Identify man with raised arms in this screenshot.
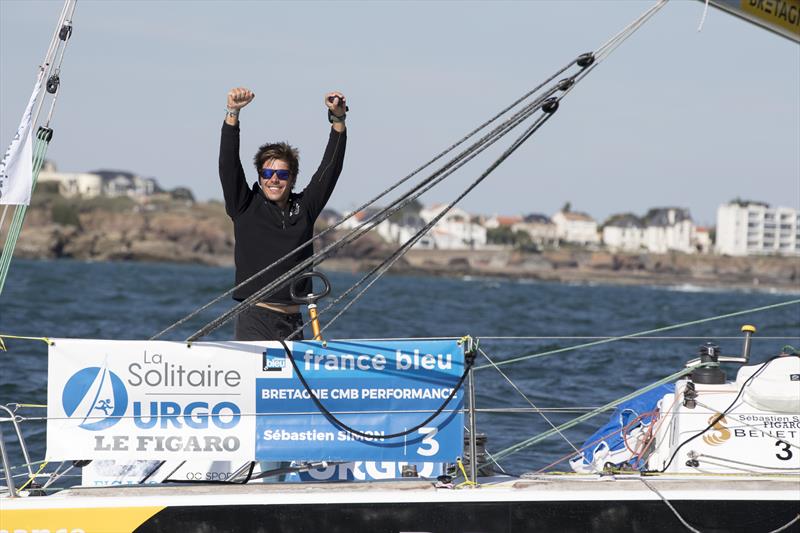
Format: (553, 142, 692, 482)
(220, 87, 347, 341)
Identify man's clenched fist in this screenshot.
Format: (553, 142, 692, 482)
(227, 87, 255, 110)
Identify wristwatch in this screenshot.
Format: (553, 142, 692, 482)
(328, 110, 346, 124)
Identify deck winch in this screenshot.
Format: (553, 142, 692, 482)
(290, 271, 331, 341)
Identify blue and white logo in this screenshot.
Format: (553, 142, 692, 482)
(62, 366, 128, 430)
(263, 348, 287, 372)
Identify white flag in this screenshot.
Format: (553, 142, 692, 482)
(0, 79, 42, 205)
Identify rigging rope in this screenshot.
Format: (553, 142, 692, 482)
(0, 129, 53, 293)
(0, 0, 77, 295)
(473, 299, 800, 370)
(165, 1, 670, 342)
(287, 111, 557, 342)
(150, 58, 581, 340)
(179, 81, 564, 340)
(184, 86, 563, 342)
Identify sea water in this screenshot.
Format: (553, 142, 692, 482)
(1, 259, 798, 476)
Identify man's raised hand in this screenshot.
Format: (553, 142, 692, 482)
(227, 87, 255, 111)
(325, 91, 347, 117)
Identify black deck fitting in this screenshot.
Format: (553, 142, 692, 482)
(542, 97, 559, 114)
(577, 52, 595, 68)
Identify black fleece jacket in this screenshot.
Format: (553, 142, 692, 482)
(219, 122, 346, 303)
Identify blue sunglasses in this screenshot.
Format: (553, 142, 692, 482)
(260, 168, 291, 181)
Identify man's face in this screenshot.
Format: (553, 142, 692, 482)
(260, 159, 294, 206)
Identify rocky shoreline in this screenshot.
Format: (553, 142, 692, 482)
(13, 198, 800, 292)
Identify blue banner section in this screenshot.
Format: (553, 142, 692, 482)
(255, 339, 465, 462)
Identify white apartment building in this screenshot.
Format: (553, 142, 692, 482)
(418, 204, 487, 249)
(552, 210, 599, 245)
(716, 201, 799, 256)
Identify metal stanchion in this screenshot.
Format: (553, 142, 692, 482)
(0, 423, 17, 497)
(467, 366, 478, 485)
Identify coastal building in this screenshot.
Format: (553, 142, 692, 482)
(602, 213, 645, 252)
(511, 213, 558, 248)
(641, 207, 694, 254)
(602, 208, 702, 254)
(552, 210, 599, 245)
(716, 201, 799, 256)
(37, 162, 159, 199)
(340, 207, 383, 230)
(38, 162, 104, 197)
(94, 170, 158, 198)
(694, 227, 712, 254)
(418, 204, 487, 250)
(341, 207, 437, 249)
(318, 208, 342, 227)
(483, 215, 523, 229)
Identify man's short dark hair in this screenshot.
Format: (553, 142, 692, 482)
(253, 142, 300, 180)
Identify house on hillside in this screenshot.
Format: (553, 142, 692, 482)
(552, 210, 599, 245)
(642, 207, 694, 254)
(483, 215, 523, 229)
(92, 170, 159, 198)
(340, 207, 383, 230)
(418, 204, 487, 249)
(36, 162, 160, 199)
(512, 213, 558, 248)
(602, 213, 645, 251)
(318, 208, 342, 227)
(603, 207, 703, 254)
(38, 161, 104, 197)
(695, 227, 712, 254)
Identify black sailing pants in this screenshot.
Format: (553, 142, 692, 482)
(234, 306, 305, 341)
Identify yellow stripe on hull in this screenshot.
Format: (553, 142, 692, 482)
(0, 506, 163, 533)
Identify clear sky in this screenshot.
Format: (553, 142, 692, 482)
(1, 0, 798, 226)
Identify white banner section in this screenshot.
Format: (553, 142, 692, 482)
(0, 79, 41, 205)
(47, 339, 259, 461)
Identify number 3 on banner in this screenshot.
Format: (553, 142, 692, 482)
(775, 440, 793, 461)
(417, 427, 439, 457)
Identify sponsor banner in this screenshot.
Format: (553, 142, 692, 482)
(295, 461, 445, 482)
(255, 339, 464, 462)
(47, 339, 258, 461)
(673, 391, 800, 472)
(47, 338, 465, 465)
(0, 79, 40, 205)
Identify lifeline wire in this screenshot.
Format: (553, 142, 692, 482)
(477, 347, 590, 471)
(474, 299, 800, 370)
